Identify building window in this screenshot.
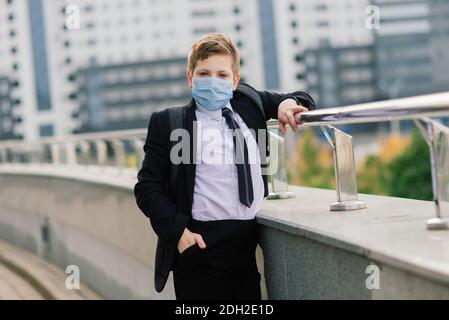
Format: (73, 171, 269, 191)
(193, 27, 216, 35)
(39, 124, 54, 137)
(1, 101, 11, 113)
(84, 4, 94, 12)
(316, 4, 328, 11)
(317, 21, 329, 28)
(67, 73, 76, 82)
(295, 54, 304, 63)
(192, 10, 215, 17)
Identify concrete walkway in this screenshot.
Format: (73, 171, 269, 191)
(0, 261, 44, 300)
(0, 240, 102, 300)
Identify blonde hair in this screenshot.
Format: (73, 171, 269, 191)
(187, 33, 240, 75)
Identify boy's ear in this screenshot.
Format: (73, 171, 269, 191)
(186, 71, 193, 88)
(232, 73, 241, 91)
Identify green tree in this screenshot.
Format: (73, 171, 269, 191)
(357, 154, 388, 196)
(383, 130, 432, 200)
(291, 129, 432, 201)
(288, 129, 334, 189)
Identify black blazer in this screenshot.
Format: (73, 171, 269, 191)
(134, 87, 315, 292)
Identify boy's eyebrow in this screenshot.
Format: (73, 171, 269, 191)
(196, 68, 231, 74)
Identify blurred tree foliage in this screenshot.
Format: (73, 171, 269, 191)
(288, 129, 334, 189)
(381, 130, 432, 200)
(288, 129, 432, 201)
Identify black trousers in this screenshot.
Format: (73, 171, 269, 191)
(172, 218, 261, 300)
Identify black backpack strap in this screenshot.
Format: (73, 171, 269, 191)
(167, 106, 187, 194)
(236, 83, 265, 121)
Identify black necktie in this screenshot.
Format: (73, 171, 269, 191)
(222, 107, 254, 208)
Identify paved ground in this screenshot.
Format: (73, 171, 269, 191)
(0, 240, 101, 300)
(0, 261, 44, 300)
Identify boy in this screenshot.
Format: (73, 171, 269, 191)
(134, 33, 315, 300)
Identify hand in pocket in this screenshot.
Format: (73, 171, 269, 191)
(177, 228, 207, 254)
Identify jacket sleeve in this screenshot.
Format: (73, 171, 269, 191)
(134, 110, 190, 248)
(257, 89, 316, 121)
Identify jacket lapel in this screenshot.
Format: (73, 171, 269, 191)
(231, 98, 259, 143)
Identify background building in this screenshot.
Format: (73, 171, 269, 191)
(73, 57, 190, 133)
(372, 0, 449, 99)
(0, 76, 16, 139)
(1, 0, 449, 140)
(270, 0, 374, 92)
(0, 0, 39, 140)
(0, 0, 265, 140)
(304, 45, 377, 108)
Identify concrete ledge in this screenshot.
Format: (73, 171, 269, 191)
(0, 165, 176, 299)
(258, 186, 449, 299)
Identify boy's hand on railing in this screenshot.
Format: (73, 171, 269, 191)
(177, 228, 207, 254)
(278, 98, 308, 135)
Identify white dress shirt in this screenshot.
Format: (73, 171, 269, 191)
(191, 102, 265, 221)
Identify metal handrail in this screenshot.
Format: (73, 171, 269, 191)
(297, 91, 449, 125)
(0, 127, 148, 172)
(296, 91, 449, 230)
(0, 128, 147, 148)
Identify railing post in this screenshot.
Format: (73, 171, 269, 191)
(7, 148, 13, 163)
(132, 138, 145, 169)
(95, 140, 108, 167)
(111, 139, 126, 172)
(50, 143, 61, 165)
(414, 118, 449, 230)
(65, 142, 77, 166)
(30, 146, 42, 164)
(0, 148, 5, 163)
(320, 125, 366, 211)
(79, 140, 90, 166)
(266, 120, 295, 200)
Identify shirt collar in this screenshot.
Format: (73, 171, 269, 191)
(196, 102, 233, 121)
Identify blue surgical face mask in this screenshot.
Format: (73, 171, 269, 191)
(192, 77, 233, 111)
